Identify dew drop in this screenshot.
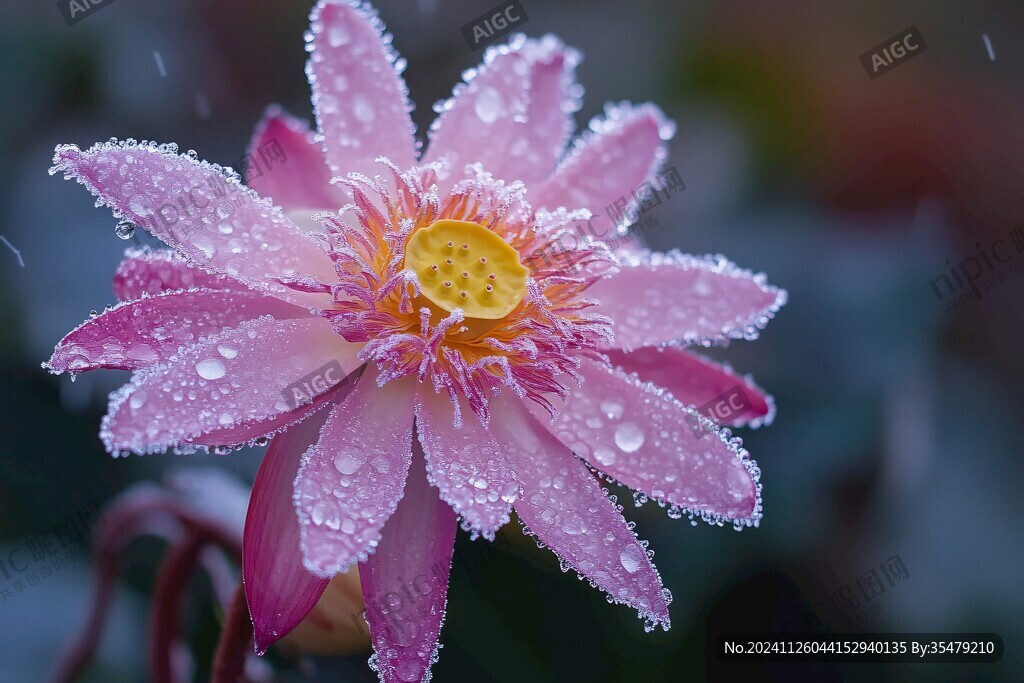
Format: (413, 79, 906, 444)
(217, 343, 239, 359)
(474, 87, 503, 124)
(620, 546, 644, 574)
(196, 358, 226, 380)
(114, 220, 136, 240)
(614, 422, 645, 453)
(129, 389, 147, 410)
(593, 447, 617, 467)
(334, 452, 364, 475)
(395, 660, 422, 683)
(327, 23, 350, 47)
(600, 400, 624, 420)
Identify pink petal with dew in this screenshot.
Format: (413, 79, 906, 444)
(360, 440, 457, 683)
(245, 106, 344, 213)
(588, 250, 787, 351)
(51, 140, 336, 309)
(539, 359, 762, 524)
(491, 394, 671, 630)
(307, 0, 416, 178)
(606, 347, 774, 428)
(187, 373, 348, 450)
(45, 289, 309, 375)
(101, 316, 361, 455)
(294, 372, 416, 578)
(244, 372, 361, 655)
(517, 37, 582, 187)
(113, 248, 247, 301)
(424, 50, 530, 193)
(415, 387, 516, 540)
(533, 103, 673, 236)
(426, 35, 580, 190)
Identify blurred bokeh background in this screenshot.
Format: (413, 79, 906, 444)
(2, 0, 1023, 680)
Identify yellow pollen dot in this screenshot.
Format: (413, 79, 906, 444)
(405, 219, 529, 319)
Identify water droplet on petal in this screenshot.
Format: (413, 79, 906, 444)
(614, 422, 645, 453)
(196, 358, 226, 380)
(600, 400, 624, 420)
(593, 447, 617, 467)
(474, 87, 503, 124)
(217, 343, 239, 359)
(620, 546, 644, 573)
(334, 452, 364, 475)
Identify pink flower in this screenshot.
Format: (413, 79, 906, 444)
(45, 1, 786, 680)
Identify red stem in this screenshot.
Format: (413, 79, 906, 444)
(211, 584, 254, 683)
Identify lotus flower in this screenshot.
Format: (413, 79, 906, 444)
(45, 1, 786, 680)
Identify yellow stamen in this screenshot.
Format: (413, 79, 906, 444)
(406, 219, 528, 319)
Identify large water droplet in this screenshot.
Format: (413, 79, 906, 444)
(620, 546, 644, 573)
(600, 400, 624, 420)
(114, 220, 137, 240)
(196, 358, 226, 380)
(614, 422, 645, 453)
(353, 95, 374, 123)
(129, 389, 147, 410)
(217, 343, 239, 359)
(327, 23, 351, 47)
(334, 452, 364, 475)
(474, 87, 502, 124)
(593, 447, 617, 467)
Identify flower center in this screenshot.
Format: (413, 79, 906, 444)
(405, 219, 528, 320)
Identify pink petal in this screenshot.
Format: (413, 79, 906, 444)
(491, 394, 671, 629)
(359, 440, 456, 683)
(540, 359, 761, 524)
(188, 376, 346, 449)
(425, 36, 580, 190)
(589, 251, 787, 351)
(113, 248, 247, 301)
(606, 347, 774, 428)
(533, 103, 672, 233)
(425, 51, 528, 191)
(101, 316, 361, 455)
(308, 0, 416, 178)
(294, 372, 416, 577)
(414, 387, 515, 540)
(244, 407, 335, 654)
(245, 106, 343, 212)
(45, 289, 309, 374)
(517, 38, 582, 187)
(51, 140, 336, 308)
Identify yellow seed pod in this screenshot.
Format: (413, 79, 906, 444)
(405, 219, 528, 319)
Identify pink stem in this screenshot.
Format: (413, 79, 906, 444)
(49, 489, 242, 683)
(211, 584, 254, 683)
